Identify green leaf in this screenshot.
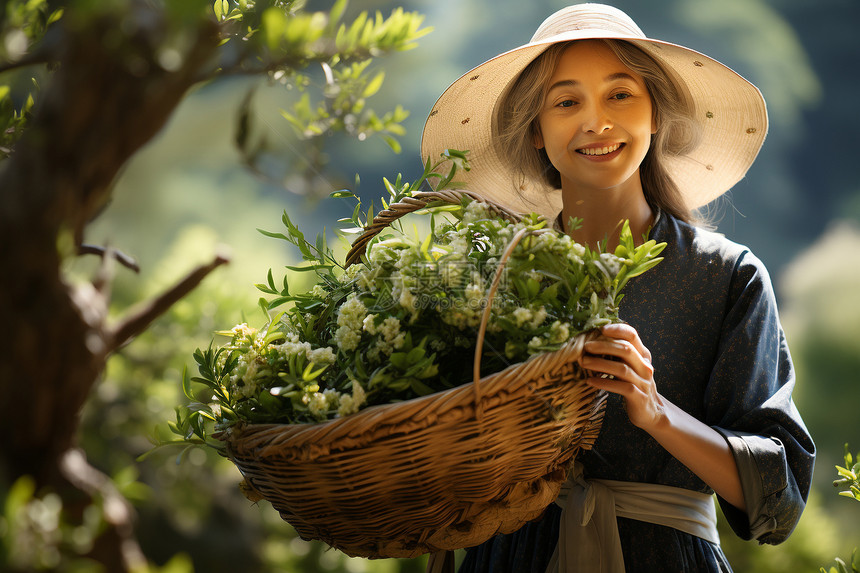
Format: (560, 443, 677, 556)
(383, 135, 402, 154)
(302, 362, 329, 381)
(262, 6, 288, 50)
(257, 228, 289, 241)
(5, 474, 37, 512)
(363, 71, 385, 98)
(267, 296, 292, 309)
(836, 466, 857, 480)
(181, 367, 194, 401)
(213, 0, 226, 20)
(328, 0, 348, 29)
(409, 379, 435, 396)
(285, 264, 333, 272)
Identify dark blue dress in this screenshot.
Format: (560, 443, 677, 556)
(458, 212, 816, 572)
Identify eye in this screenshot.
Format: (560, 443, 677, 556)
(611, 92, 632, 101)
(557, 99, 576, 108)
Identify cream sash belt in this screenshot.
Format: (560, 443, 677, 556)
(545, 462, 720, 573)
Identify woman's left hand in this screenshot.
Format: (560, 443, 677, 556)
(580, 322, 666, 432)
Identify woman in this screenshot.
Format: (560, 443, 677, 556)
(421, 4, 815, 572)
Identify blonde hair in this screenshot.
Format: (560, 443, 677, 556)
(494, 39, 702, 223)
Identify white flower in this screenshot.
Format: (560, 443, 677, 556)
(337, 381, 367, 417)
(462, 200, 491, 224)
(597, 252, 623, 277)
(379, 317, 402, 341)
(323, 388, 340, 408)
(310, 284, 327, 298)
(337, 295, 367, 330)
(530, 305, 548, 329)
(363, 315, 378, 335)
(399, 287, 416, 311)
(395, 247, 418, 269)
(527, 336, 544, 353)
(337, 394, 355, 417)
(341, 263, 364, 281)
(335, 295, 366, 351)
(549, 320, 570, 344)
(352, 380, 366, 406)
(231, 323, 255, 336)
(366, 245, 394, 266)
(512, 307, 533, 327)
(367, 316, 407, 358)
(335, 325, 361, 351)
(440, 258, 465, 288)
(534, 231, 557, 251)
(309, 346, 335, 365)
(356, 265, 382, 291)
(307, 392, 329, 418)
(231, 350, 264, 399)
(275, 334, 313, 361)
(464, 283, 485, 308)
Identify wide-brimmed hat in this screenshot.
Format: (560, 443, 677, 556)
(420, 3, 768, 219)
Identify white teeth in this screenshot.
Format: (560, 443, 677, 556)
(579, 143, 621, 156)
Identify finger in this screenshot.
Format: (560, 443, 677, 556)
(598, 323, 652, 363)
(580, 353, 645, 385)
(583, 338, 654, 380)
(585, 372, 638, 399)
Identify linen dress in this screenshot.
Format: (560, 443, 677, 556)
(458, 211, 816, 573)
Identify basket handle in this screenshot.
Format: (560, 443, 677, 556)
(344, 189, 523, 267)
(344, 189, 530, 420)
(473, 226, 550, 419)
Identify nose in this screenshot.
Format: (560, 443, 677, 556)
(581, 100, 613, 134)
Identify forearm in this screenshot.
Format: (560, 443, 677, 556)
(648, 396, 746, 511)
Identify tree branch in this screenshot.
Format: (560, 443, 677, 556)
(59, 448, 147, 573)
(107, 253, 229, 351)
(0, 27, 60, 75)
(79, 244, 141, 273)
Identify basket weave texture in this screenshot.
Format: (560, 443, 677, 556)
(220, 190, 608, 558)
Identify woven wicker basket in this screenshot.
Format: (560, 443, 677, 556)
(220, 190, 607, 559)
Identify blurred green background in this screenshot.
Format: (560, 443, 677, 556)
(14, 0, 860, 571)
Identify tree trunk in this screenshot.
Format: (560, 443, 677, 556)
(0, 3, 219, 570)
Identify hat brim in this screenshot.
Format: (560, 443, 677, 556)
(420, 28, 767, 219)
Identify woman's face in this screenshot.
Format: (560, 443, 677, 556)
(535, 40, 656, 197)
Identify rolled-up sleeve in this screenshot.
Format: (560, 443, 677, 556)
(705, 251, 815, 544)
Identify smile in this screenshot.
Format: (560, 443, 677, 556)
(576, 143, 623, 156)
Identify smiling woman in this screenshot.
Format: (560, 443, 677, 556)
(532, 41, 657, 243)
(420, 3, 814, 573)
(497, 38, 701, 232)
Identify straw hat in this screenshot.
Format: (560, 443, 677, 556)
(420, 3, 768, 219)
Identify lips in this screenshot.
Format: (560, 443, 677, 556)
(576, 142, 624, 156)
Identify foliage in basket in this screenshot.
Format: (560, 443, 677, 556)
(157, 150, 666, 456)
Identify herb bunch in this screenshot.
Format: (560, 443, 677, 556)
(159, 151, 666, 455)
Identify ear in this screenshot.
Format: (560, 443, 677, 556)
(651, 111, 658, 135)
(533, 126, 545, 149)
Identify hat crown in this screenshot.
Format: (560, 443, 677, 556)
(531, 3, 645, 42)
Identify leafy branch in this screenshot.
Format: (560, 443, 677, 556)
(820, 444, 860, 573)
